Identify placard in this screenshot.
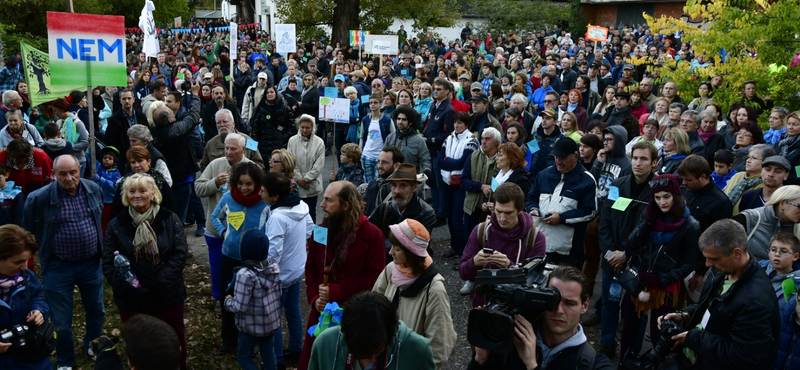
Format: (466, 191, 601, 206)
(276, 24, 296, 54)
(319, 97, 349, 123)
(174, 16, 182, 28)
(364, 35, 399, 55)
(48, 12, 127, 86)
(230, 22, 238, 57)
(586, 25, 609, 42)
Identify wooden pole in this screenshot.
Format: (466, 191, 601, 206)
(229, 57, 234, 94)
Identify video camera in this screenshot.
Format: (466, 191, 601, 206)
(467, 257, 561, 353)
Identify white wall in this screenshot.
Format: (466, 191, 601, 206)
(386, 18, 487, 43)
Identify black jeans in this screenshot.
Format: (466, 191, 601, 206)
(219, 254, 242, 347)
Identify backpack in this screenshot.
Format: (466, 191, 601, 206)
(476, 216, 538, 265)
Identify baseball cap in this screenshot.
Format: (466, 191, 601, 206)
(257, 72, 268, 80)
(204, 72, 213, 79)
(470, 92, 489, 102)
(470, 82, 483, 91)
(623, 64, 634, 70)
(551, 138, 579, 158)
(334, 74, 346, 82)
(459, 73, 471, 81)
(539, 108, 557, 118)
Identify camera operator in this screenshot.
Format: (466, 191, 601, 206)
(469, 265, 612, 370)
(657, 219, 780, 370)
(0, 224, 51, 370)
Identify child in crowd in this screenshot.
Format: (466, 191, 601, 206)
(94, 146, 121, 234)
(332, 143, 365, 187)
(360, 93, 392, 183)
(345, 86, 361, 144)
(759, 232, 800, 310)
(40, 122, 73, 161)
(224, 229, 281, 370)
(0, 163, 24, 226)
(711, 148, 736, 189)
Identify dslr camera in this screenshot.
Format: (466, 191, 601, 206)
(467, 257, 561, 353)
(649, 319, 684, 362)
(0, 324, 28, 347)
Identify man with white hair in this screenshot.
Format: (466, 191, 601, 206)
(559, 58, 578, 90)
(199, 109, 264, 171)
(460, 127, 502, 264)
(241, 72, 269, 124)
(502, 93, 537, 134)
(196, 132, 254, 315)
(0, 90, 23, 128)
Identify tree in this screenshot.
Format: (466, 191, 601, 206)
(644, 0, 800, 123)
(275, 0, 461, 46)
(100, 0, 191, 27)
(475, 0, 570, 38)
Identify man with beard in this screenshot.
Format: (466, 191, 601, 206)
(298, 181, 385, 370)
(384, 106, 432, 180)
(368, 164, 437, 262)
(106, 88, 147, 170)
(201, 85, 245, 142)
(242, 73, 269, 124)
(199, 109, 264, 171)
(362, 146, 404, 216)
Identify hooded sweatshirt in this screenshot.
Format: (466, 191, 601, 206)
(591, 125, 632, 208)
(41, 138, 73, 161)
(210, 191, 269, 261)
(262, 192, 314, 286)
(224, 229, 282, 337)
(308, 321, 435, 370)
(758, 259, 800, 311)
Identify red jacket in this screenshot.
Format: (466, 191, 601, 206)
(0, 148, 53, 195)
(451, 98, 471, 113)
(298, 214, 386, 370)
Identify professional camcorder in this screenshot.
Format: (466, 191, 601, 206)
(467, 257, 561, 353)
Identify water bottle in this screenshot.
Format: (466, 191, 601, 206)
(113, 251, 141, 288)
(609, 276, 622, 303)
(219, 182, 228, 193)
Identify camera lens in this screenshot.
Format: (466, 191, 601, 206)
(478, 311, 514, 345)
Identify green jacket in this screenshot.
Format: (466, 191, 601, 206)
(309, 321, 435, 370)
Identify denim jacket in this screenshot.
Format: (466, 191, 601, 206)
(22, 179, 104, 275)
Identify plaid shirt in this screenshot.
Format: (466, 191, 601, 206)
(52, 184, 99, 261)
(224, 261, 281, 337)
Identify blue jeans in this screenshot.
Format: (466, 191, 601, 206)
(43, 257, 105, 367)
(274, 279, 304, 364)
(172, 180, 193, 224)
(361, 155, 378, 184)
(444, 187, 469, 254)
(430, 149, 445, 218)
(237, 332, 276, 370)
(205, 236, 223, 300)
(600, 269, 621, 348)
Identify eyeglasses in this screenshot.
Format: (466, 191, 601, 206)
(269, 159, 282, 164)
(785, 200, 800, 209)
(648, 178, 670, 188)
(736, 132, 752, 138)
(603, 137, 614, 142)
(769, 248, 795, 256)
(544, 99, 556, 103)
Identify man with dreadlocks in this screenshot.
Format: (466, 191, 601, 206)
(297, 181, 386, 370)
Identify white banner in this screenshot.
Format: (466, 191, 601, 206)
(138, 0, 158, 58)
(230, 22, 238, 57)
(276, 24, 296, 54)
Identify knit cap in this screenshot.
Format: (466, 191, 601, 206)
(389, 219, 430, 257)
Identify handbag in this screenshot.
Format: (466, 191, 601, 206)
(449, 174, 461, 187)
(618, 256, 640, 294)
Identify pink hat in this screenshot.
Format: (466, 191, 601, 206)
(389, 219, 430, 257)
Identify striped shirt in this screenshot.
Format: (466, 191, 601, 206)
(52, 184, 99, 261)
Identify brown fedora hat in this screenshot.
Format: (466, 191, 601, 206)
(385, 163, 421, 183)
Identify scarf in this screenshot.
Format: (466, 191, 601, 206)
(129, 204, 160, 264)
(698, 126, 716, 144)
(494, 168, 513, 186)
(780, 134, 800, 157)
(764, 127, 787, 146)
(349, 100, 360, 119)
(301, 84, 315, 100)
(7, 126, 24, 140)
(607, 106, 630, 126)
(231, 184, 263, 207)
(728, 174, 763, 205)
(567, 102, 578, 112)
(650, 207, 689, 244)
(0, 272, 23, 302)
(391, 256, 433, 288)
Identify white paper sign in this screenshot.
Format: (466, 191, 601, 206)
(371, 40, 392, 55)
(174, 16, 182, 28)
(319, 97, 349, 123)
(276, 24, 296, 54)
(229, 22, 238, 57)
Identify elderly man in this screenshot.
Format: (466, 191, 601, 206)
(502, 94, 537, 134)
(241, 72, 269, 124)
(23, 155, 106, 369)
(680, 110, 706, 155)
(201, 85, 244, 142)
(199, 109, 264, 171)
(151, 81, 202, 228)
(196, 133, 254, 320)
(106, 88, 147, 169)
(639, 77, 657, 111)
(298, 181, 385, 370)
(277, 64, 301, 94)
(0, 90, 23, 128)
(368, 163, 437, 260)
(661, 81, 685, 104)
(558, 58, 578, 90)
(460, 127, 502, 265)
(527, 139, 597, 268)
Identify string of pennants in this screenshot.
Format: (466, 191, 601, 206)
(125, 23, 263, 34)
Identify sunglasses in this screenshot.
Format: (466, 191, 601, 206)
(648, 178, 671, 188)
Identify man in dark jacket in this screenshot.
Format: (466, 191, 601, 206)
(363, 147, 403, 217)
(660, 219, 780, 370)
(106, 89, 147, 170)
(422, 78, 455, 224)
(368, 164, 436, 262)
(470, 266, 613, 370)
(201, 85, 245, 142)
(602, 91, 640, 145)
(592, 141, 657, 358)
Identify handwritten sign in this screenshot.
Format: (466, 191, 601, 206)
(245, 138, 258, 151)
(611, 197, 632, 211)
(608, 186, 620, 201)
(527, 139, 540, 154)
(319, 97, 350, 123)
(586, 25, 609, 42)
(228, 211, 245, 231)
(313, 225, 328, 245)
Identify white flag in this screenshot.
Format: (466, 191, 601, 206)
(230, 22, 238, 57)
(139, 0, 159, 58)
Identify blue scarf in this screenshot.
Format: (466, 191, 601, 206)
(349, 100, 360, 119)
(567, 102, 578, 112)
(764, 127, 786, 146)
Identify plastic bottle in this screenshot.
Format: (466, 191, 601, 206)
(609, 275, 622, 302)
(113, 251, 141, 288)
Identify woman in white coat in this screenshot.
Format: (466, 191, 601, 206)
(287, 114, 325, 223)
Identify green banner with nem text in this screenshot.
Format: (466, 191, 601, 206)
(20, 41, 83, 107)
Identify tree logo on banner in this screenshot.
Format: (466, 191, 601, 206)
(25, 50, 50, 96)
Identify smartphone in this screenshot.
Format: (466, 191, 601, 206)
(604, 250, 615, 260)
(482, 248, 494, 254)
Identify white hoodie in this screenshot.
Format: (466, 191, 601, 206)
(261, 198, 314, 286)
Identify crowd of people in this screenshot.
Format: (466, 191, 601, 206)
(0, 15, 798, 370)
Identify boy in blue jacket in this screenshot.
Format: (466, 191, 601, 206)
(759, 232, 800, 310)
(94, 146, 121, 234)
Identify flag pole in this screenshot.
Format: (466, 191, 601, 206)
(85, 55, 96, 177)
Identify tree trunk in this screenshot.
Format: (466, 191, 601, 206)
(332, 0, 360, 49)
(241, 0, 256, 22)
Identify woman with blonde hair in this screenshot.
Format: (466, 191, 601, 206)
(657, 127, 691, 174)
(270, 148, 300, 193)
(734, 185, 800, 261)
(560, 111, 583, 143)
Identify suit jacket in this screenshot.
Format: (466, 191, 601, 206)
(559, 69, 578, 91)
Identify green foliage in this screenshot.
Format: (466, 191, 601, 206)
(645, 0, 800, 124)
(100, 0, 191, 27)
(569, 0, 588, 38)
(474, 0, 570, 37)
(0, 24, 48, 56)
(275, 0, 461, 41)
